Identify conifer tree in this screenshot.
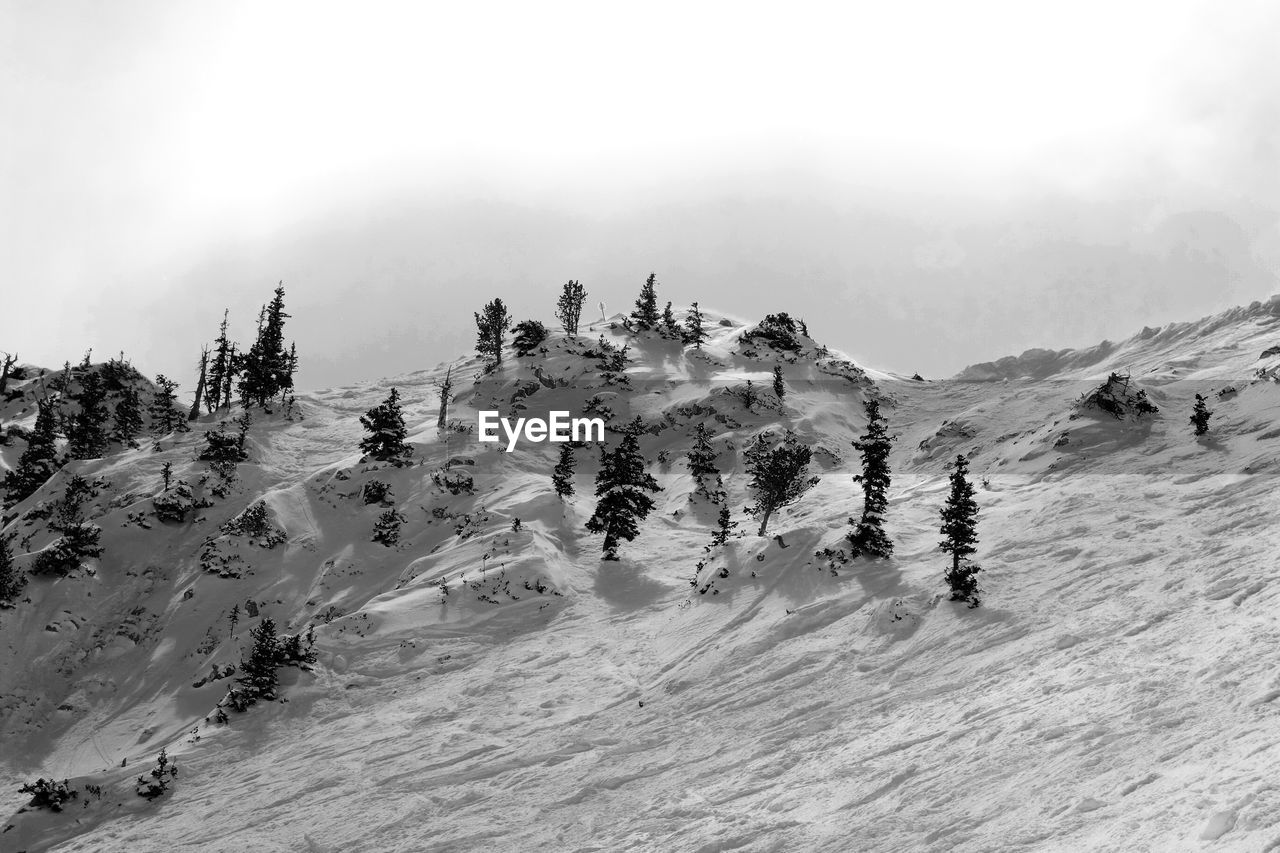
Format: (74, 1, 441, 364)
(552, 443, 575, 498)
(238, 284, 293, 408)
(0, 537, 27, 606)
(631, 273, 660, 330)
(940, 453, 981, 607)
(1190, 394, 1212, 437)
(4, 397, 60, 507)
(474, 298, 512, 369)
(67, 371, 109, 459)
(661, 302, 680, 338)
(849, 398, 894, 558)
(221, 342, 238, 410)
(685, 423, 722, 501)
(237, 617, 281, 703)
(206, 310, 233, 412)
(772, 365, 785, 402)
(31, 475, 103, 576)
(597, 338, 631, 385)
(710, 505, 737, 546)
(512, 320, 548, 356)
(744, 430, 815, 535)
(360, 388, 412, 462)
(684, 302, 708, 349)
(149, 375, 187, 435)
(556, 280, 587, 336)
(110, 382, 142, 446)
(586, 418, 662, 560)
(372, 509, 405, 546)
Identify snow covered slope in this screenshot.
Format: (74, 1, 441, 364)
(957, 294, 1280, 382)
(4, 304, 1280, 851)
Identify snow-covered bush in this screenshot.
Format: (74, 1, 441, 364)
(372, 509, 406, 546)
(152, 480, 195, 523)
(361, 479, 393, 506)
(741, 313, 802, 352)
(221, 500, 286, 548)
(18, 778, 78, 812)
(1079, 372, 1158, 419)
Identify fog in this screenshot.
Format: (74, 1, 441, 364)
(3, 0, 1278, 388)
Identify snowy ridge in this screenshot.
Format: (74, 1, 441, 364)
(956, 293, 1280, 382)
(3, 304, 1280, 850)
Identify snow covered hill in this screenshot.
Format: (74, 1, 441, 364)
(4, 302, 1280, 852)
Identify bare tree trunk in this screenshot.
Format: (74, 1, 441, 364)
(757, 506, 773, 536)
(0, 352, 17, 396)
(189, 347, 209, 422)
(436, 366, 453, 429)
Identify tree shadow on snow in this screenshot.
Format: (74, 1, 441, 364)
(592, 562, 672, 612)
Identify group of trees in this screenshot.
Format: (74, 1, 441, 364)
(1, 284, 298, 516)
(559, 389, 983, 605)
(474, 275, 725, 370)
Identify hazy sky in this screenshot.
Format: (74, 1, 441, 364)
(3, 0, 1279, 388)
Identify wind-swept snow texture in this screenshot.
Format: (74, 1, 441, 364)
(5, 302, 1280, 851)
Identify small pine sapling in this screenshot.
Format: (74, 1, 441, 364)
(135, 748, 177, 799)
(1190, 394, 1212, 437)
(552, 443, 575, 498)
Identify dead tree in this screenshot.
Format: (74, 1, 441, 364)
(188, 346, 209, 422)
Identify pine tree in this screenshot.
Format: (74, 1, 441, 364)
(597, 338, 631, 385)
(360, 388, 412, 462)
(685, 423, 722, 501)
(206, 310, 233, 412)
(710, 505, 737, 546)
(585, 418, 662, 560)
(238, 284, 293, 408)
(67, 371, 109, 459)
(236, 617, 281, 702)
(149, 375, 187, 435)
(744, 430, 815, 535)
(684, 302, 708, 349)
(512, 320, 548, 356)
(0, 537, 27, 606)
(474, 298, 512, 369)
(940, 453, 981, 607)
(221, 342, 238, 410)
(1190, 394, 1212, 437)
(631, 273, 660, 330)
(772, 365, 785, 402)
(112, 384, 143, 446)
(372, 509, 405, 546)
(31, 475, 103, 576)
(661, 302, 680, 338)
(552, 443, 575, 498)
(4, 397, 60, 507)
(849, 397, 894, 558)
(556, 280, 587, 336)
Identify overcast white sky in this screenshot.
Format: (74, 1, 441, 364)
(2, 0, 1279, 387)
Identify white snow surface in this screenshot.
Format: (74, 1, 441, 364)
(3, 305, 1280, 851)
